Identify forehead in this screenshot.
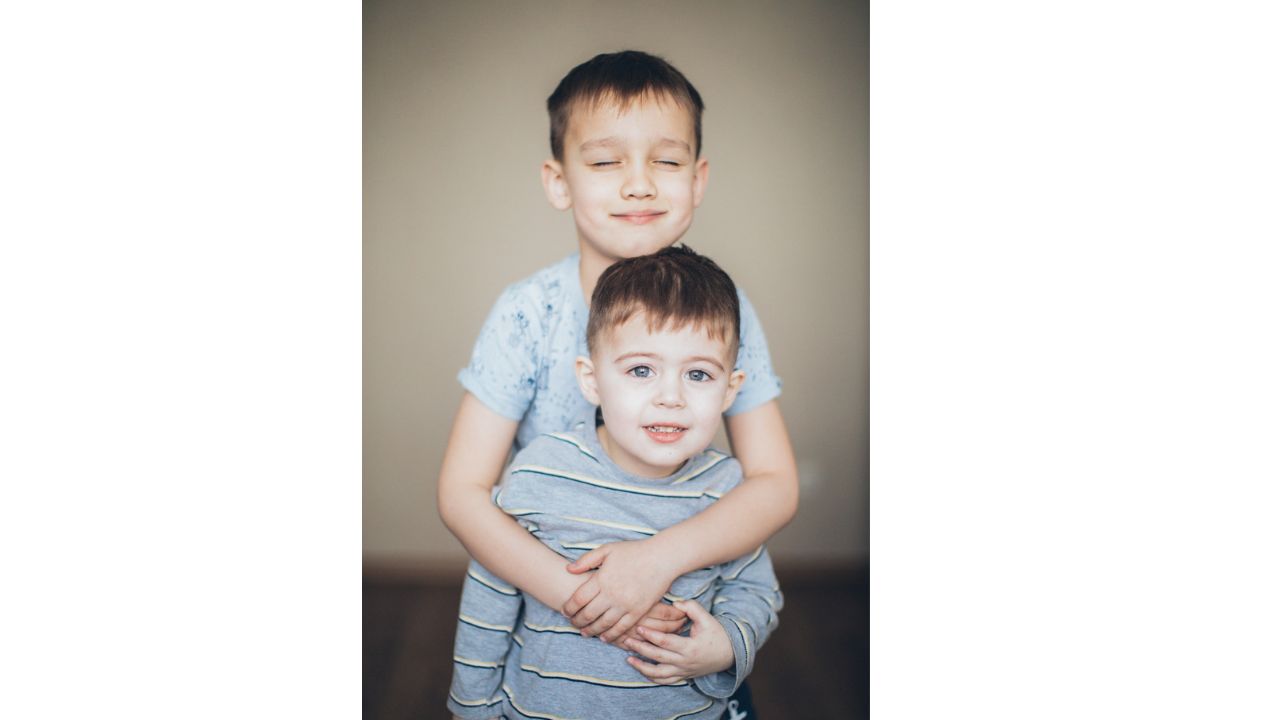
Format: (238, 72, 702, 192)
(597, 314, 734, 358)
(564, 93, 696, 148)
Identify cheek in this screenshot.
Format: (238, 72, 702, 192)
(661, 178, 693, 203)
(599, 381, 645, 412)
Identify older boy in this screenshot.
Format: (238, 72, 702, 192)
(437, 51, 798, 717)
(448, 246, 782, 720)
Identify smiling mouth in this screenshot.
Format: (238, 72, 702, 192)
(644, 424, 687, 443)
(613, 211, 666, 224)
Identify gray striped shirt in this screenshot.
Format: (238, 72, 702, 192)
(447, 414, 783, 720)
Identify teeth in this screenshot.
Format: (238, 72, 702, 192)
(647, 426, 683, 433)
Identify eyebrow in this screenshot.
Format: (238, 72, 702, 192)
(655, 137, 692, 153)
(613, 351, 726, 372)
(579, 137, 622, 152)
(578, 137, 692, 154)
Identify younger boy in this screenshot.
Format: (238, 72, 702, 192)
(448, 246, 782, 720)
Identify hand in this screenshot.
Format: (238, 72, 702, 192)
(611, 602, 688, 648)
(562, 540, 678, 642)
(623, 599, 734, 684)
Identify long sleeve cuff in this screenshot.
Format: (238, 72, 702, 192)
(692, 615, 754, 699)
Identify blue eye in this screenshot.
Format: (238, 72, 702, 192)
(687, 369, 711, 382)
(628, 366, 653, 378)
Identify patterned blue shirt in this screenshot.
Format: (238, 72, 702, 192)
(458, 253, 783, 450)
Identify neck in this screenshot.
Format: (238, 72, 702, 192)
(576, 249, 612, 307)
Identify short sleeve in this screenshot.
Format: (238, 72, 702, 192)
(457, 284, 542, 421)
(726, 291, 782, 416)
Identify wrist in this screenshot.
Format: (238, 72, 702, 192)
(640, 535, 684, 583)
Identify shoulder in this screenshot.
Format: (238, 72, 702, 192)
(476, 255, 579, 348)
(514, 422, 603, 469)
(678, 448, 743, 496)
(492, 254, 577, 311)
(735, 287, 765, 327)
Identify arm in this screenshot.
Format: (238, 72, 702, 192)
(692, 546, 783, 697)
(624, 547, 783, 696)
(436, 392, 583, 608)
(446, 560, 521, 719)
(564, 400, 798, 640)
(438, 392, 690, 637)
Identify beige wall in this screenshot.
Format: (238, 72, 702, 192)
(364, 0, 867, 567)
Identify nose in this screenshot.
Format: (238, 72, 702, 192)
(621, 163, 656, 200)
(654, 374, 685, 408)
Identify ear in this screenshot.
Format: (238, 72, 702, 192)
(720, 369, 746, 413)
(691, 156, 709, 208)
(542, 158, 572, 210)
(575, 356, 601, 406)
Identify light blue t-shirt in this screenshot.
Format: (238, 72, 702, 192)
(458, 253, 782, 451)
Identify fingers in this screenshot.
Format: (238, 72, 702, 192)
(562, 576, 600, 619)
(647, 603, 687, 622)
(638, 602, 687, 634)
(568, 594, 610, 631)
(625, 656, 687, 685)
(675, 599, 713, 628)
(624, 629, 683, 665)
(581, 607, 630, 640)
(636, 615, 685, 635)
(566, 546, 609, 574)
(599, 613, 639, 644)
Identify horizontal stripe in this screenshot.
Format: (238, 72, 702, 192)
(522, 620, 579, 634)
(502, 509, 659, 536)
(724, 546, 765, 581)
(459, 614, 515, 633)
(448, 690, 502, 708)
(501, 683, 713, 720)
(502, 683, 574, 720)
(453, 655, 504, 669)
(560, 541, 602, 550)
(544, 431, 599, 462)
(468, 568, 518, 596)
(510, 465, 721, 499)
(664, 700, 716, 720)
(670, 452, 729, 485)
(662, 576, 716, 603)
(519, 663, 687, 689)
(561, 514, 657, 536)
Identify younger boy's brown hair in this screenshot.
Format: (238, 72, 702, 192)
(547, 50, 705, 162)
(587, 245, 740, 362)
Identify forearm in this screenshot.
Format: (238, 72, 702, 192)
(437, 393, 583, 609)
(440, 483, 581, 609)
(647, 472, 795, 576)
(649, 399, 799, 575)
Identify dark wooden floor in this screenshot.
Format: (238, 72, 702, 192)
(364, 564, 868, 719)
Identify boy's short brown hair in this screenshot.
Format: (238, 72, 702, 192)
(587, 245, 740, 362)
(547, 50, 705, 162)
